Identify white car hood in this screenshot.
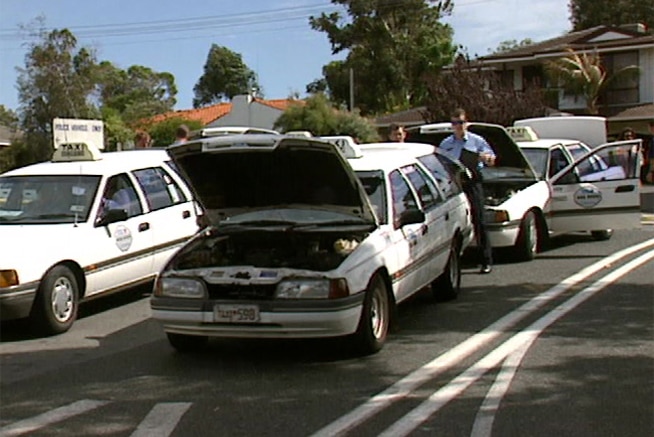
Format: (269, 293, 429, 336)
(167, 134, 377, 225)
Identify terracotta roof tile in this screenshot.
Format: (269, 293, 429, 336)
(255, 98, 304, 110)
(145, 103, 232, 126)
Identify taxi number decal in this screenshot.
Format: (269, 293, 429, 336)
(114, 225, 133, 252)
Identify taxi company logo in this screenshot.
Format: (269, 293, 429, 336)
(574, 186, 602, 208)
(114, 225, 133, 252)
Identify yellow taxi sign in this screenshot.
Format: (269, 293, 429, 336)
(52, 143, 103, 162)
(506, 126, 539, 142)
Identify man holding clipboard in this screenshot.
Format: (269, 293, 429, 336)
(439, 108, 496, 274)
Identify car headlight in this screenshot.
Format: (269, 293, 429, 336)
(276, 278, 349, 299)
(0, 270, 19, 288)
(155, 277, 206, 298)
(485, 209, 510, 223)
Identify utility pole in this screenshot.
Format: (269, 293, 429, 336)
(349, 68, 354, 112)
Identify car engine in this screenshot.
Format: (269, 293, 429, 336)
(170, 228, 365, 272)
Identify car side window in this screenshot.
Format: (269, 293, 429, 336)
(418, 153, 462, 198)
(402, 164, 442, 210)
(389, 169, 419, 229)
(98, 173, 142, 219)
(549, 147, 571, 179)
(133, 167, 187, 211)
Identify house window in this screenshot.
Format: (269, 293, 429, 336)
(602, 51, 639, 105)
(522, 65, 544, 89)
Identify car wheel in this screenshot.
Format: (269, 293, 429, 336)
(432, 239, 461, 301)
(31, 265, 79, 335)
(515, 211, 538, 261)
(167, 332, 208, 353)
(351, 274, 390, 355)
(591, 229, 613, 241)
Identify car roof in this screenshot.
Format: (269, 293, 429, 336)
(2, 149, 172, 177)
(517, 138, 589, 150)
(347, 144, 432, 172)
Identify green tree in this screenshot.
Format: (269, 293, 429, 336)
(309, 0, 456, 115)
(569, 0, 654, 32)
(274, 93, 380, 142)
(95, 62, 177, 124)
(16, 27, 98, 165)
(491, 38, 535, 54)
(193, 45, 259, 107)
(545, 48, 640, 114)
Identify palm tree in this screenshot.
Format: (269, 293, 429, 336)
(546, 48, 640, 114)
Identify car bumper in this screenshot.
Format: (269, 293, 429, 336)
(469, 219, 521, 248)
(150, 293, 365, 339)
(0, 282, 39, 320)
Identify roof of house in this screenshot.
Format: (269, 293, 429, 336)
(478, 24, 654, 63)
(142, 97, 303, 127)
(146, 103, 232, 125)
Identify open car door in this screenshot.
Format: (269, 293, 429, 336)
(548, 140, 642, 233)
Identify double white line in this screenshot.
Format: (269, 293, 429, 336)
(313, 238, 654, 437)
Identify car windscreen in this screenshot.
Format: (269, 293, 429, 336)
(520, 148, 548, 179)
(355, 170, 387, 224)
(0, 175, 101, 224)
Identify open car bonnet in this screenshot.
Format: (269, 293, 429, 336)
(406, 122, 537, 178)
(167, 134, 376, 225)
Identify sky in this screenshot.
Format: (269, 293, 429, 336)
(0, 0, 571, 113)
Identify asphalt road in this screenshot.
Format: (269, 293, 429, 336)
(1, 226, 653, 437)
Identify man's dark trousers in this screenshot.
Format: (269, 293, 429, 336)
(464, 180, 493, 266)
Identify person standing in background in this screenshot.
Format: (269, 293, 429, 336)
(388, 123, 407, 142)
(175, 124, 190, 144)
(134, 130, 152, 149)
(439, 108, 496, 274)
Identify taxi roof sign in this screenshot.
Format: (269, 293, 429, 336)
(506, 126, 539, 142)
(52, 142, 103, 162)
(318, 135, 363, 159)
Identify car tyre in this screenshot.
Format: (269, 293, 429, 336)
(167, 333, 208, 353)
(351, 274, 390, 355)
(591, 229, 613, 241)
(432, 239, 461, 301)
(515, 211, 538, 261)
(31, 265, 79, 335)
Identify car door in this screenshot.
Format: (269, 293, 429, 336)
(86, 173, 154, 297)
(548, 140, 641, 233)
(131, 165, 198, 272)
(387, 168, 430, 302)
(402, 163, 450, 282)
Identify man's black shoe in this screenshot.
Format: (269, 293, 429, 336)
(480, 264, 492, 274)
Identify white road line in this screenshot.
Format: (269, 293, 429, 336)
(380, 249, 654, 437)
(311, 238, 654, 437)
(0, 399, 109, 437)
(470, 248, 654, 437)
(130, 402, 192, 437)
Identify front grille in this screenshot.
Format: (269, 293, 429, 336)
(206, 283, 277, 300)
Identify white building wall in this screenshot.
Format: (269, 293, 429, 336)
(206, 95, 282, 129)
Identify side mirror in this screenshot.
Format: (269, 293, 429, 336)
(398, 208, 425, 227)
(96, 208, 128, 227)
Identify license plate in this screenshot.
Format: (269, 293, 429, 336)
(214, 304, 260, 323)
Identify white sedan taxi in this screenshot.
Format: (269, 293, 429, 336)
(407, 123, 642, 261)
(150, 134, 472, 354)
(0, 144, 200, 334)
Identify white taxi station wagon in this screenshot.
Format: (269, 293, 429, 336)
(407, 122, 642, 261)
(0, 143, 200, 334)
(150, 134, 473, 354)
